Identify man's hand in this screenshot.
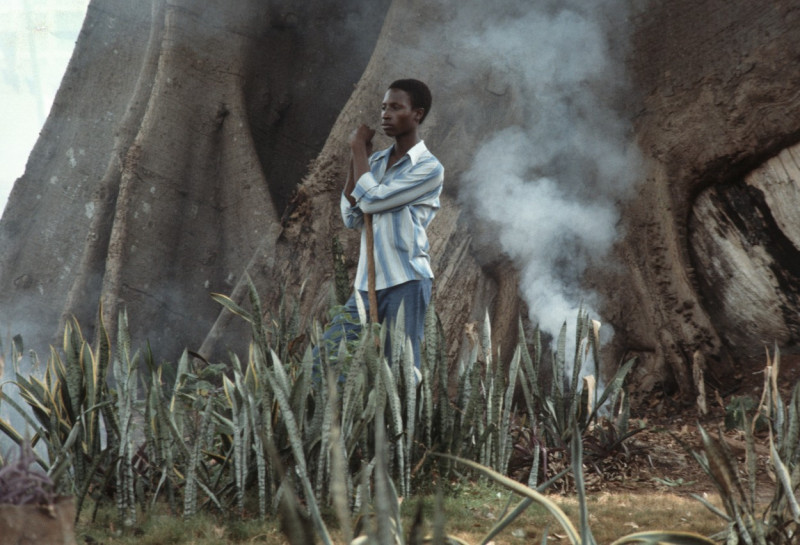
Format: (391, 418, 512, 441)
(349, 124, 375, 153)
(349, 124, 375, 188)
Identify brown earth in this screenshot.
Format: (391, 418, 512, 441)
(574, 353, 800, 501)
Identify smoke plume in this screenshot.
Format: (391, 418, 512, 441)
(454, 0, 641, 353)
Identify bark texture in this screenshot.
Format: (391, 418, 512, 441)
(608, 0, 800, 396)
(0, 0, 391, 358)
(200, 0, 529, 364)
(689, 144, 800, 356)
(0, 0, 799, 405)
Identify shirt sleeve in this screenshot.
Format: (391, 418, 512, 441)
(351, 157, 444, 214)
(340, 192, 364, 229)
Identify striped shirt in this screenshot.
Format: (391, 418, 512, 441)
(341, 140, 444, 291)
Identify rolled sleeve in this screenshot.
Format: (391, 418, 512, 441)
(354, 161, 443, 214)
(340, 193, 364, 229)
(350, 171, 378, 204)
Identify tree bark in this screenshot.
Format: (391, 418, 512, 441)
(607, 0, 800, 399)
(198, 0, 526, 365)
(1, 0, 799, 409)
(0, 0, 392, 358)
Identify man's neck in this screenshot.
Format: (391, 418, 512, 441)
(390, 132, 421, 164)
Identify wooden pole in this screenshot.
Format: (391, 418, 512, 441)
(364, 213, 379, 325)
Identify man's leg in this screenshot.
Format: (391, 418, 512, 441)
(375, 278, 432, 370)
(314, 292, 365, 379)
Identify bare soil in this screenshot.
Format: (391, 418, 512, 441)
(581, 353, 800, 501)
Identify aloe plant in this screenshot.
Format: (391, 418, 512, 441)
(688, 345, 800, 544)
(0, 312, 116, 520)
(0, 276, 644, 544)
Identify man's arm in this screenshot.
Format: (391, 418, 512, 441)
(341, 124, 375, 225)
(343, 156, 356, 207)
(353, 157, 443, 214)
(349, 124, 375, 185)
(341, 126, 373, 228)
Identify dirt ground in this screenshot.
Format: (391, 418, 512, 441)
(577, 353, 800, 500)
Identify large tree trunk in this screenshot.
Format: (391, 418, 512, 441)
(609, 0, 800, 399)
(1, 0, 799, 409)
(0, 0, 391, 358)
(199, 0, 530, 366)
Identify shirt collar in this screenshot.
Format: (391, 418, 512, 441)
(406, 140, 428, 166)
(376, 140, 428, 166)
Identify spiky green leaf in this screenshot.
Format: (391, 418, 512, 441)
(438, 453, 581, 544)
(608, 531, 716, 545)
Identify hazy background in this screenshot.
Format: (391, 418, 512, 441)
(0, 0, 88, 214)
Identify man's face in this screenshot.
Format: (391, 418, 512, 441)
(381, 88, 422, 138)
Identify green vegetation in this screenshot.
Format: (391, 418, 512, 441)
(688, 346, 800, 544)
(2, 277, 788, 543)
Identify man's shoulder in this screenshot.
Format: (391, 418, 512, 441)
(420, 148, 442, 164)
(408, 152, 441, 178)
(418, 149, 443, 174)
(411, 141, 442, 168)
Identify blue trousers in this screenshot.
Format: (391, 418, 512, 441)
(321, 278, 432, 370)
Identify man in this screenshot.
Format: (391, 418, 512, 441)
(326, 78, 444, 376)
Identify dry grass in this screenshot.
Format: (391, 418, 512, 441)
(555, 491, 724, 543)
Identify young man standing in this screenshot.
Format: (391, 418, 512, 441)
(331, 78, 444, 375)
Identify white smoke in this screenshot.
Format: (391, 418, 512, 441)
(455, 1, 641, 356)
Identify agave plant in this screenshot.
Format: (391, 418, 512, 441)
(0, 311, 117, 520)
(688, 345, 800, 545)
(0, 273, 649, 543)
(512, 310, 637, 489)
(0, 309, 226, 527)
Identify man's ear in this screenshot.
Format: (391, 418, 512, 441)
(414, 108, 424, 123)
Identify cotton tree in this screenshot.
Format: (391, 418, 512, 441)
(1, 0, 798, 403)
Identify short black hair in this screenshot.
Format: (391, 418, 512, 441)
(388, 79, 432, 123)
